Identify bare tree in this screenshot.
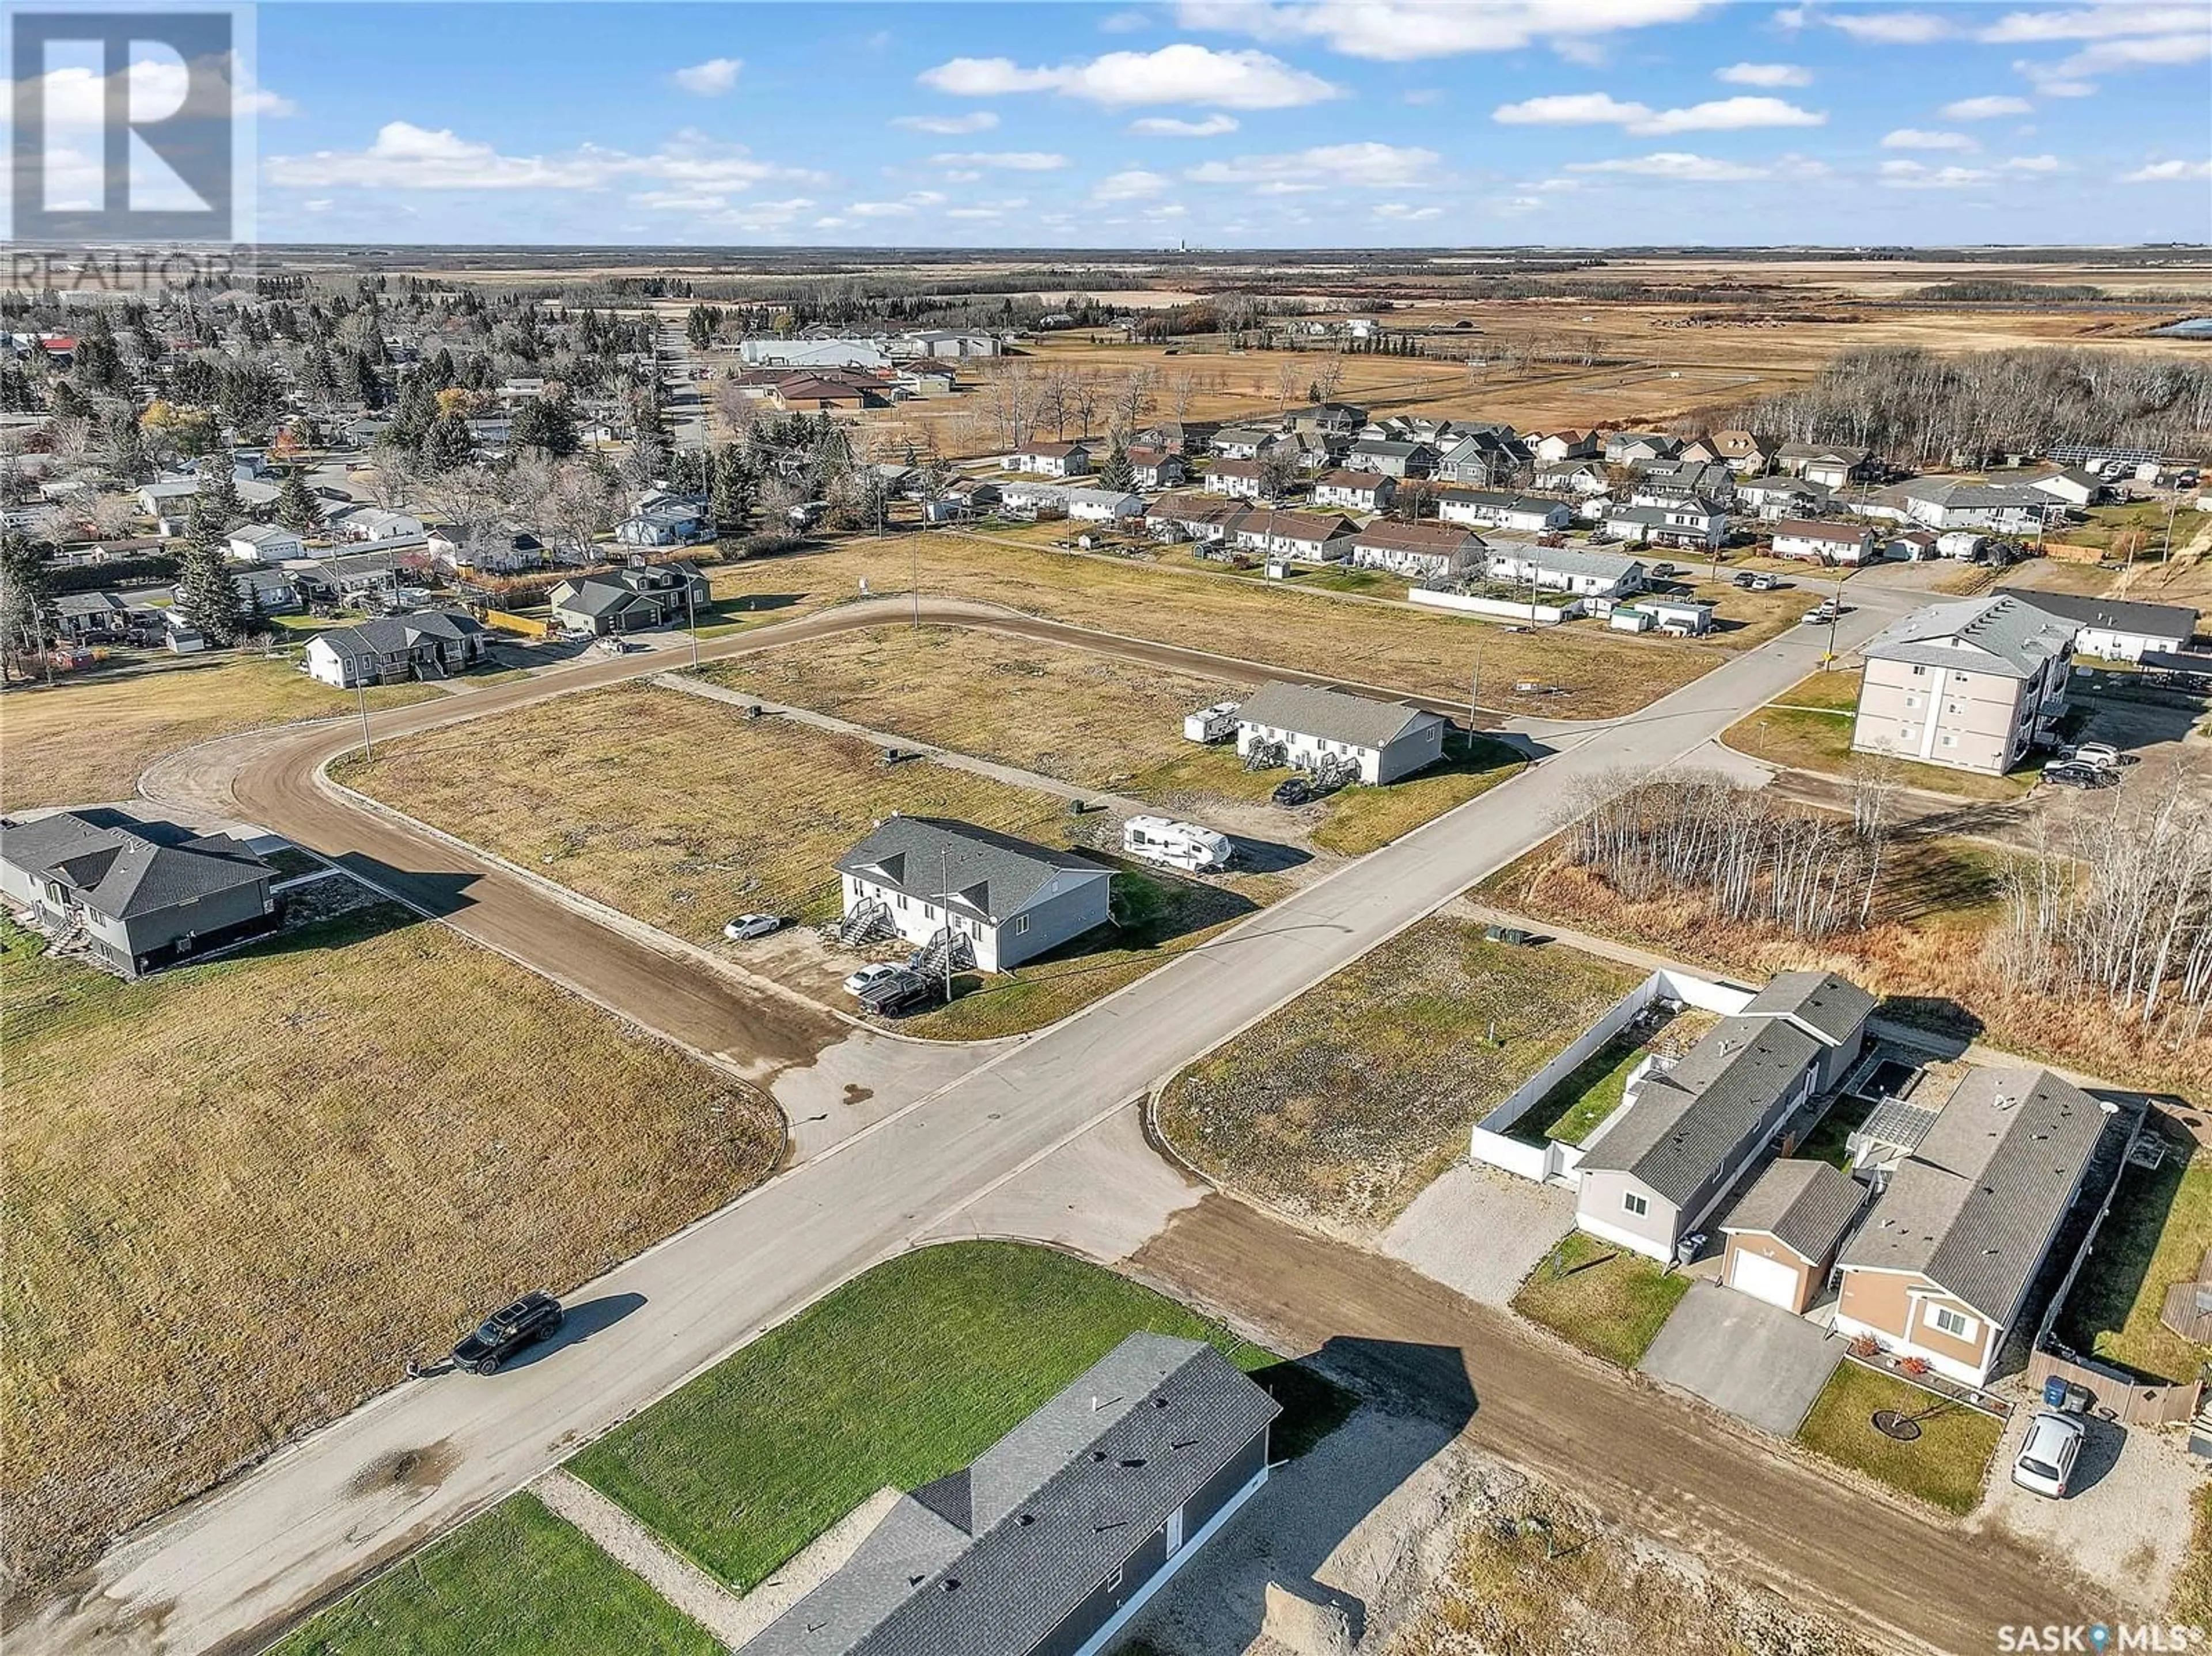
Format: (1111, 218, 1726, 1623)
(1313, 352, 1347, 407)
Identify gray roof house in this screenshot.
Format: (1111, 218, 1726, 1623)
(1835, 1068, 2119, 1384)
(1720, 1157, 1866, 1314)
(743, 1332, 1279, 1656)
(548, 562, 711, 636)
(1574, 971, 1873, 1261)
(1997, 586, 2199, 664)
(836, 816, 1113, 973)
(303, 610, 487, 688)
(1232, 681, 1448, 786)
(0, 809, 279, 977)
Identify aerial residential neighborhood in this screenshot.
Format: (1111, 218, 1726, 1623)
(3, 6, 2211, 1656)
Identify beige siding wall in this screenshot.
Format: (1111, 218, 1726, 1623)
(1851, 658, 2028, 776)
(1836, 1268, 1999, 1375)
(1722, 1233, 1817, 1314)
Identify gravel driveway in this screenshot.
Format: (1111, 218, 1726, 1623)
(1382, 1162, 1575, 1306)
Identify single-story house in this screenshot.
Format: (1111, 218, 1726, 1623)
(1835, 1068, 2118, 1386)
(226, 523, 305, 564)
(616, 498, 710, 547)
(1435, 488, 1573, 534)
(327, 505, 427, 545)
(1775, 444, 1876, 487)
(1345, 438, 1436, 479)
(1574, 971, 1875, 1261)
(1859, 479, 2056, 535)
(432, 525, 546, 575)
(1346, 520, 1484, 581)
(1770, 519, 1877, 566)
(1233, 680, 1447, 785)
(0, 809, 279, 978)
(1287, 401, 1368, 439)
(835, 815, 1113, 974)
(1487, 544, 1647, 601)
(137, 477, 202, 517)
(1533, 458, 1611, 495)
(1734, 476, 1832, 521)
(1010, 441, 1092, 478)
(293, 550, 413, 602)
(1208, 426, 1281, 462)
(304, 610, 487, 687)
(1532, 430, 1601, 465)
(1887, 529, 1940, 561)
(548, 562, 711, 635)
(1631, 458, 1736, 506)
(1605, 431, 1679, 466)
(1604, 502, 1726, 551)
(1000, 482, 1143, 522)
(1204, 458, 1271, 500)
(51, 590, 135, 640)
(1143, 494, 1246, 544)
(1998, 586, 2199, 663)
(2029, 466, 2106, 508)
(227, 567, 302, 615)
(1229, 509, 1354, 563)
(743, 1332, 1277, 1656)
(1719, 1158, 1866, 1314)
(1124, 447, 1187, 490)
(1312, 468, 1395, 512)
(1612, 595, 1715, 635)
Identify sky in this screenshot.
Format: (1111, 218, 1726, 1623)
(16, 1, 2212, 247)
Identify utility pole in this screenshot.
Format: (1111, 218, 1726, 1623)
(939, 846, 953, 1004)
(356, 676, 373, 759)
(1826, 560, 1845, 665)
(1468, 639, 1483, 738)
(685, 577, 699, 669)
(911, 529, 921, 631)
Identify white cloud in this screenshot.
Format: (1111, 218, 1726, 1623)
(1185, 141, 1440, 185)
(28, 55, 296, 128)
(918, 44, 1342, 108)
(1174, 0, 1721, 62)
(2122, 157, 2212, 181)
(1880, 158, 1992, 188)
(1373, 202, 1444, 219)
(1565, 150, 1771, 181)
(1881, 127, 1979, 150)
(1100, 9, 1153, 31)
(264, 122, 819, 192)
(1979, 6, 2210, 43)
(1130, 113, 1240, 135)
(2000, 153, 2066, 171)
(1942, 94, 2035, 118)
(1493, 91, 1824, 132)
(1825, 10, 1955, 43)
(1717, 61, 1812, 86)
(671, 58, 741, 96)
(2052, 32, 2212, 75)
(928, 150, 1071, 170)
(1402, 87, 1445, 103)
(1093, 168, 1174, 199)
(891, 111, 999, 134)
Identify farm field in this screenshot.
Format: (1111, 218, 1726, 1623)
(0, 654, 442, 813)
(1, 908, 781, 1597)
(708, 533, 1730, 719)
(1157, 923, 1640, 1234)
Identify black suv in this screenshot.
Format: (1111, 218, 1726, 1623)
(452, 1292, 563, 1374)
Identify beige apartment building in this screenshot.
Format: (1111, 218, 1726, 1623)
(1850, 595, 2075, 776)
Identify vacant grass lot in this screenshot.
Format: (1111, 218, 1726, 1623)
(1510, 1231, 1690, 1368)
(709, 535, 1728, 718)
(1720, 669, 2036, 801)
(1795, 1362, 2001, 1515)
(0, 653, 441, 813)
(270, 1492, 719, 1656)
(2055, 1137, 2210, 1385)
(1158, 925, 1639, 1233)
(1, 911, 781, 1597)
(571, 1241, 1350, 1592)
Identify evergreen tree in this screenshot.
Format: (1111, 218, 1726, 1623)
(1099, 438, 1136, 494)
(175, 537, 244, 646)
(421, 411, 479, 473)
(0, 529, 55, 681)
(510, 395, 579, 457)
(276, 468, 324, 535)
(192, 467, 244, 536)
(709, 445, 755, 530)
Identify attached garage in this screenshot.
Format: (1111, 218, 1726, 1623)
(1718, 1158, 1865, 1317)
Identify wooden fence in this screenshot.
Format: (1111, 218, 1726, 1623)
(482, 609, 548, 639)
(2025, 1347, 2200, 1428)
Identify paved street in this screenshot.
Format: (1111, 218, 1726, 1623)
(31, 590, 1924, 1654)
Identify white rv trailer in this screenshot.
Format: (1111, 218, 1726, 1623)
(1122, 816, 1233, 872)
(1183, 702, 1241, 744)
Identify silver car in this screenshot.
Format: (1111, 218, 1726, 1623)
(2010, 1411, 2086, 1499)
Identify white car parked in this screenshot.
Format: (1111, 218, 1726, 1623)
(2062, 741, 2123, 770)
(723, 914, 783, 941)
(2010, 1411, 2086, 1499)
(843, 962, 906, 997)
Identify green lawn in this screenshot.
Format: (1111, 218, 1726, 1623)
(570, 1242, 1350, 1592)
(2055, 1136, 2210, 1385)
(270, 1492, 719, 1656)
(1510, 1231, 1690, 1368)
(1509, 1032, 1646, 1148)
(1307, 734, 1526, 858)
(1793, 1093, 1878, 1171)
(1795, 1362, 2001, 1515)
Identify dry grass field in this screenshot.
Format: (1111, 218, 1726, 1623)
(1720, 668, 2039, 801)
(0, 655, 441, 814)
(1, 909, 781, 1598)
(711, 535, 1721, 718)
(1158, 923, 1639, 1234)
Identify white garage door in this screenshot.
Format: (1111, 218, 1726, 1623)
(1728, 1248, 1803, 1310)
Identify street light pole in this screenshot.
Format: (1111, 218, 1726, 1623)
(1826, 560, 1844, 665)
(1468, 639, 1483, 738)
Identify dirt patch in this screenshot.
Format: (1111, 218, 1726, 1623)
(345, 1439, 461, 1502)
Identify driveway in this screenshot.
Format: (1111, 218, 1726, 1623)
(1382, 1162, 1574, 1306)
(1638, 1281, 1844, 1437)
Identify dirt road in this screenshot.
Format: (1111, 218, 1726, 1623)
(1132, 1195, 2100, 1656)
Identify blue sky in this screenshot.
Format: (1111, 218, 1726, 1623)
(44, 2, 2212, 245)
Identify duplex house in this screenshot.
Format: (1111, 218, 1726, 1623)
(1734, 476, 1834, 521)
(1123, 447, 1187, 490)
(1575, 972, 1875, 1261)
(744, 1332, 1278, 1656)
(1143, 494, 1246, 544)
(1209, 426, 1282, 462)
(1346, 438, 1436, 479)
(1603, 502, 1727, 551)
(1997, 587, 2199, 664)
(1532, 430, 1601, 465)
(1851, 594, 2075, 775)
(835, 816, 1112, 973)
(1001, 482, 1143, 522)
(1435, 489, 1573, 534)
(1311, 468, 1395, 512)
(304, 609, 487, 687)
(1487, 544, 1647, 601)
(226, 523, 305, 564)
(1229, 509, 1354, 563)
(1010, 441, 1092, 478)
(1234, 681, 1447, 785)
(0, 809, 279, 977)
(1770, 518, 1877, 565)
(1347, 520, 1484, 581)
(1533, 458, 1611, 496)
(548, 562, 711, 636)
(1604, 431, 1679, 466)
(1861, 479, 2055, 536)
(1630, 458, 1736, 506)
(1835, 1069, 2118, 1385)
(1204, 459, 1271, 500)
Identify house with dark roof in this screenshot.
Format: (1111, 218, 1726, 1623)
(741, 1332, 1278, 1656)
(0, 809, 279, 977)
(1009, 440, 1093, 479)
(1203, 457, 1271, 500)
(1835, 1068, 2120, 1385)
(1851, 594, 2075, 775)
(1574, 971, 1874, 1261)
(1770, 518, 1877, 566)
(836, 816, 1113, 973)
(1720, 1158, 1867, 1313)
(1997, 586, 2199, 664)
(1227, 509, 1355, 563)
(548, 562, 710, 636)
(1232, 681, 1448, 786)
(1435, 488, 1573, 535)
(303, 610, 487, 687)
(1344, 438, 1437, 479)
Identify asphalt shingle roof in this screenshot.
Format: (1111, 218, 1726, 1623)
(1233, 681, 1444, 751)
(1740, 970, 1880, 1048)
(1859, 594, 2077, 680)
(1995, 586, 2199, 643)
(316, 610, 482, 660)
(837, 816, 1108, 927)
(1723, 1158, 1863, 1263)
(1, 810, 272, 923)
(1838, 1068, 2112, 1324)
